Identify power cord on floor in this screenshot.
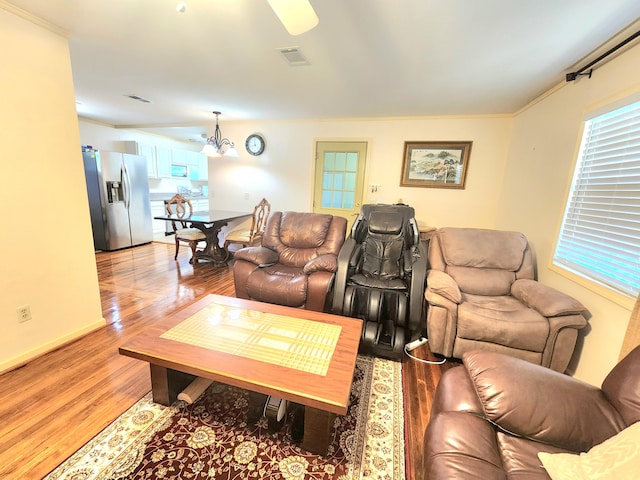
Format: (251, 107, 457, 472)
(404, 337, 447, 365)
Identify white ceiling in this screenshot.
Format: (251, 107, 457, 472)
(7, 0, 640, 142)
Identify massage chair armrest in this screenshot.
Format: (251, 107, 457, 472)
(331, 238, 358, 314)
(407, 242, 428, 333)
(403, 242, 426, 275)
(462, 350, 626, 452)
(425, 270, 462, 304)
(511, 279, 588, 318)
(234, 246, 279, 267)
(304, 253, 338, 274)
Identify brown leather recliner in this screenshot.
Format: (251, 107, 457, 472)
(423, 346, 640, 480)
(233, 211, 347, 312)
(425, 227, 589, 372)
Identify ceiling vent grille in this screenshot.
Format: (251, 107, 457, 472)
(124, 94, 151, 103)
(277, 47, 310, 66)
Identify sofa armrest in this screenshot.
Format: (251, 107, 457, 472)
(426, 270, 462, 304)
(303, 253, 338, 274)
(462, 350, 626, 452)
(511, 279, 587, 317)
(424, 412, 505, 479)
(234, 246, 279, 267)
(431, 365, 484, 418)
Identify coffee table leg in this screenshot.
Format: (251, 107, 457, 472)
(150, 364, 195, 406)
(247, 391, 268, 424)
(302, 407, 336, 456)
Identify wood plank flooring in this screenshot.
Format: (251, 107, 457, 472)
(0, 242, 453, 480)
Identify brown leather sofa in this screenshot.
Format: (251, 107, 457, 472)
(233, 211, 347, 312)
(423, 346, 640, 479)
(425, 227, 590, 372)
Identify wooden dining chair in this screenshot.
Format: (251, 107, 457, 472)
(224, 197, 271, 254)
(166, 194, 206, 263)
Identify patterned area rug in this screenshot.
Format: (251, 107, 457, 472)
(45, 355, 404, 479)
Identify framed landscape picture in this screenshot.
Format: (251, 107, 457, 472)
(400, 141, 472, 188)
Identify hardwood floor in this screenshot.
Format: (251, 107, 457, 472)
(0, 242, 453, 479)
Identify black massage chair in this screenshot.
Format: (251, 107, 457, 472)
(331, 204, 427, 360)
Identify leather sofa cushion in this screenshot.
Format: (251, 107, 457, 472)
(361, 237, 404, 280)
(463, 350, 626, 452)
(246, 265, 307, 307)
(497, 432, 571, 478)
(263, 212, 344, 268)
(351, 274, 406, 290)
(602, 346, 640, 426)
(458, 294, 549, 351)
(368, 209, 404, 234)
(279, 211, 333, 248)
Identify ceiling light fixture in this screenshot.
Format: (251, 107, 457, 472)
(267, 0, 319, 36)
(201, 111, 239, 158)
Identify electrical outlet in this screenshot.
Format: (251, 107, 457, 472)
(244, 193, 250, 200)
(17, 305, 32, 323)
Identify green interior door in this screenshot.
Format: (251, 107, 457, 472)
(313, 141, 367, 232)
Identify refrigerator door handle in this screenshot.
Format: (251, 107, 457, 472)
(122, 163, 131, 209)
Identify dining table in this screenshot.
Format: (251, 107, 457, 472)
(154, 209, 252, 266)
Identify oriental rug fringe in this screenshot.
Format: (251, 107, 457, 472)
(44, 355, 404, 480)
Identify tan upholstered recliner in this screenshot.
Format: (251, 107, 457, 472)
(425, 227, 589, 372)
(233, 211, 347, 312)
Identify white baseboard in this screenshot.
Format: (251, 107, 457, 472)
(0, 318, 107, 375)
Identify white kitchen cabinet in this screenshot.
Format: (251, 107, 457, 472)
(150, 201, 168, 236)
(171, 148, 187, 166)
(184, 151, 200, 180)
(138, 143, 156, 177)
(117, 141, 208, 180)
(184, 150, 201, 167)
(119, 141, 157, 177)
(155, 146, 172, 178)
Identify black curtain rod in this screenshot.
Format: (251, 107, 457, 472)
(566, 29, 640, 82)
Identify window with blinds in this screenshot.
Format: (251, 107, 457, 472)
(553, 99, 640, 299)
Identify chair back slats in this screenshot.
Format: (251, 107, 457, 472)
(249, 198, 271, 244)
(166, 194, 194, 230)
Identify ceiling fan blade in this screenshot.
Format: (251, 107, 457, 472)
(267, 0, 319, 36)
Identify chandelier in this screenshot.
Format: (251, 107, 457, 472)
(201, 111, 239, 158)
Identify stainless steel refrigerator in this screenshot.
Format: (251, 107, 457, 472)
(82, 150, 153, 251)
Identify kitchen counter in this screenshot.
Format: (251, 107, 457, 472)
(149, 192, 209, 201)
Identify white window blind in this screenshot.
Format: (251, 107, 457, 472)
(553, 100, 640, 298)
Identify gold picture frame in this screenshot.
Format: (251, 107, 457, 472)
(400, 141, 472, 188)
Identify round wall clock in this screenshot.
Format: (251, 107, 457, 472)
(245, 133, 266, 156)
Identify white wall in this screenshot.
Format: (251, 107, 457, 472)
(205, 115, 513, 232)
(0, 6, 104, 372)
(498, 42, 640, 385)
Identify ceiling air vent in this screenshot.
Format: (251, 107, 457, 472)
(277, 47, 310, 66)
(124, 94, 151, 103)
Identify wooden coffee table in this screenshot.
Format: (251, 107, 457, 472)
(119, 294, 363, 455)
